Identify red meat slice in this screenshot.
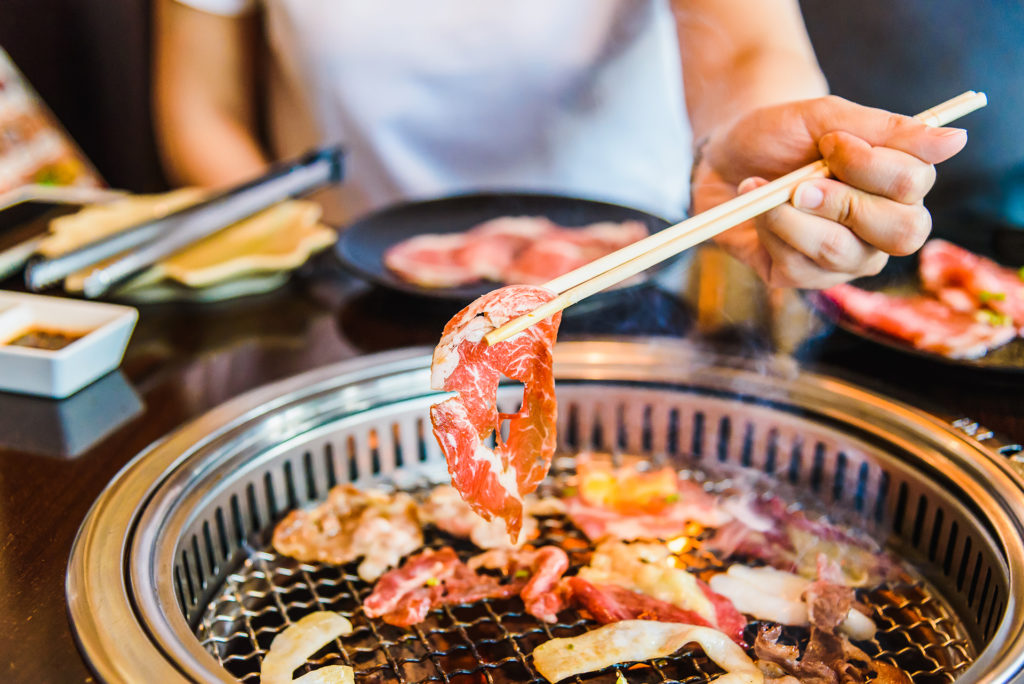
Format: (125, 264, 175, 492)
(430, 285, 561, 541)
(920, 239, 1024, 327)
(384, 216, 649, 288)
(561, 577, 745, 645)
(504, 238, 591, 285)
(823, 284, 1016, 359)
(560, 220, 649, 253)
(468, 546, 570, 622)
(456, 216, 560, 281)
(383, 233, 479, 288)
(363, 547, 523, 627)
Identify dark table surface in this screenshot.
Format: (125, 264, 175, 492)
(1, 252, 1021, 683)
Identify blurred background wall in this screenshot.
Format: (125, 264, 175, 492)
(0, 0, 1020, 240)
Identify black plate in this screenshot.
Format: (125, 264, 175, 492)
(806, 250, 1024, 373)
(334, 191, 673, 300)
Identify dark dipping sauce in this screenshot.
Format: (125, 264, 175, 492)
(6, 329, 83, 351)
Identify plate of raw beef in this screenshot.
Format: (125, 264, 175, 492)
(807, 239, 1024, 371)
(335, 192, 672, 300)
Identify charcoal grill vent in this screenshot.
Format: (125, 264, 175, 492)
(67, 341, 1024, 683)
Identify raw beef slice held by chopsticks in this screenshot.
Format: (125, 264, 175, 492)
(429, 285, 561, 542)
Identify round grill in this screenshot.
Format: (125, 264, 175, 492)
(67, 340, 1024, 683)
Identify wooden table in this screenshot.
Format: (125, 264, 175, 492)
(1, 258, 1021, 682)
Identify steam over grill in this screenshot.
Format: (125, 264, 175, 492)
(67, 340, 1024, 683)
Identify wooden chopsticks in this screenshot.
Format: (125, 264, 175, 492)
(484, 91, 987, 346)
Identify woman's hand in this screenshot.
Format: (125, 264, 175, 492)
(692, 95, 969, 289)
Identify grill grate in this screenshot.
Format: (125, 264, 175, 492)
(196, 470, 974, 684)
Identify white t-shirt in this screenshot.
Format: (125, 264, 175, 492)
(177, 0, 693, 223)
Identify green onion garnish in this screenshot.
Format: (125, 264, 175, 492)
(665, 493, 680, 503)
(979, 290, 1006, 303)
(976, 310, 1012, 327)
(561, 486, 577, 498)
(425, 577, 439, 587)
(514, 568, 530, 579)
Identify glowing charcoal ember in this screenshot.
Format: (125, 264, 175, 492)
(430, 285, 561, 541)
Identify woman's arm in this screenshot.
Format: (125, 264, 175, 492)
(674, 0, 827, 141)
(673, 0, 967, 289)
(152, 0, 269, 187)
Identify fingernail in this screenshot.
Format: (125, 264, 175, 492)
(737, 177, 758, 194)
(931, 127, 967, 138)
(794, 183, 824, 210)
(819, 134, 837, 158)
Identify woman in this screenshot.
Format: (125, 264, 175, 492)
(153, 0, 967, 289)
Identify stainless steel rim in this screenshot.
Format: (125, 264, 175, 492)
(67, 339, 1024, 683)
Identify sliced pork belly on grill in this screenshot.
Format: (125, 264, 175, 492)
(469, 546, 570, 623)
(574, 541, 746, 644)
(430, 285, 561, 542)
(561, 577, 714, 626)
(383, 233, 480, 288)
(920, 239, 1024, 327)
(822, 284, 1017, 359)
(271, 485, 422, 582)
(531, 620, 761, 684)
(363, 545, 568, 626)
(362, 547, 524, 626)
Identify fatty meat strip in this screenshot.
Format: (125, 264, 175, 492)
(430, 285, 561, 541)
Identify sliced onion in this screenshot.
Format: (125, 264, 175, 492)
(261, 611, 354, 684)
(709, 565, 877, 640)
(532, 620, 762, 683)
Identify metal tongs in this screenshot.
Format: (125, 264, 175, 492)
(26, 145, 344, 298)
